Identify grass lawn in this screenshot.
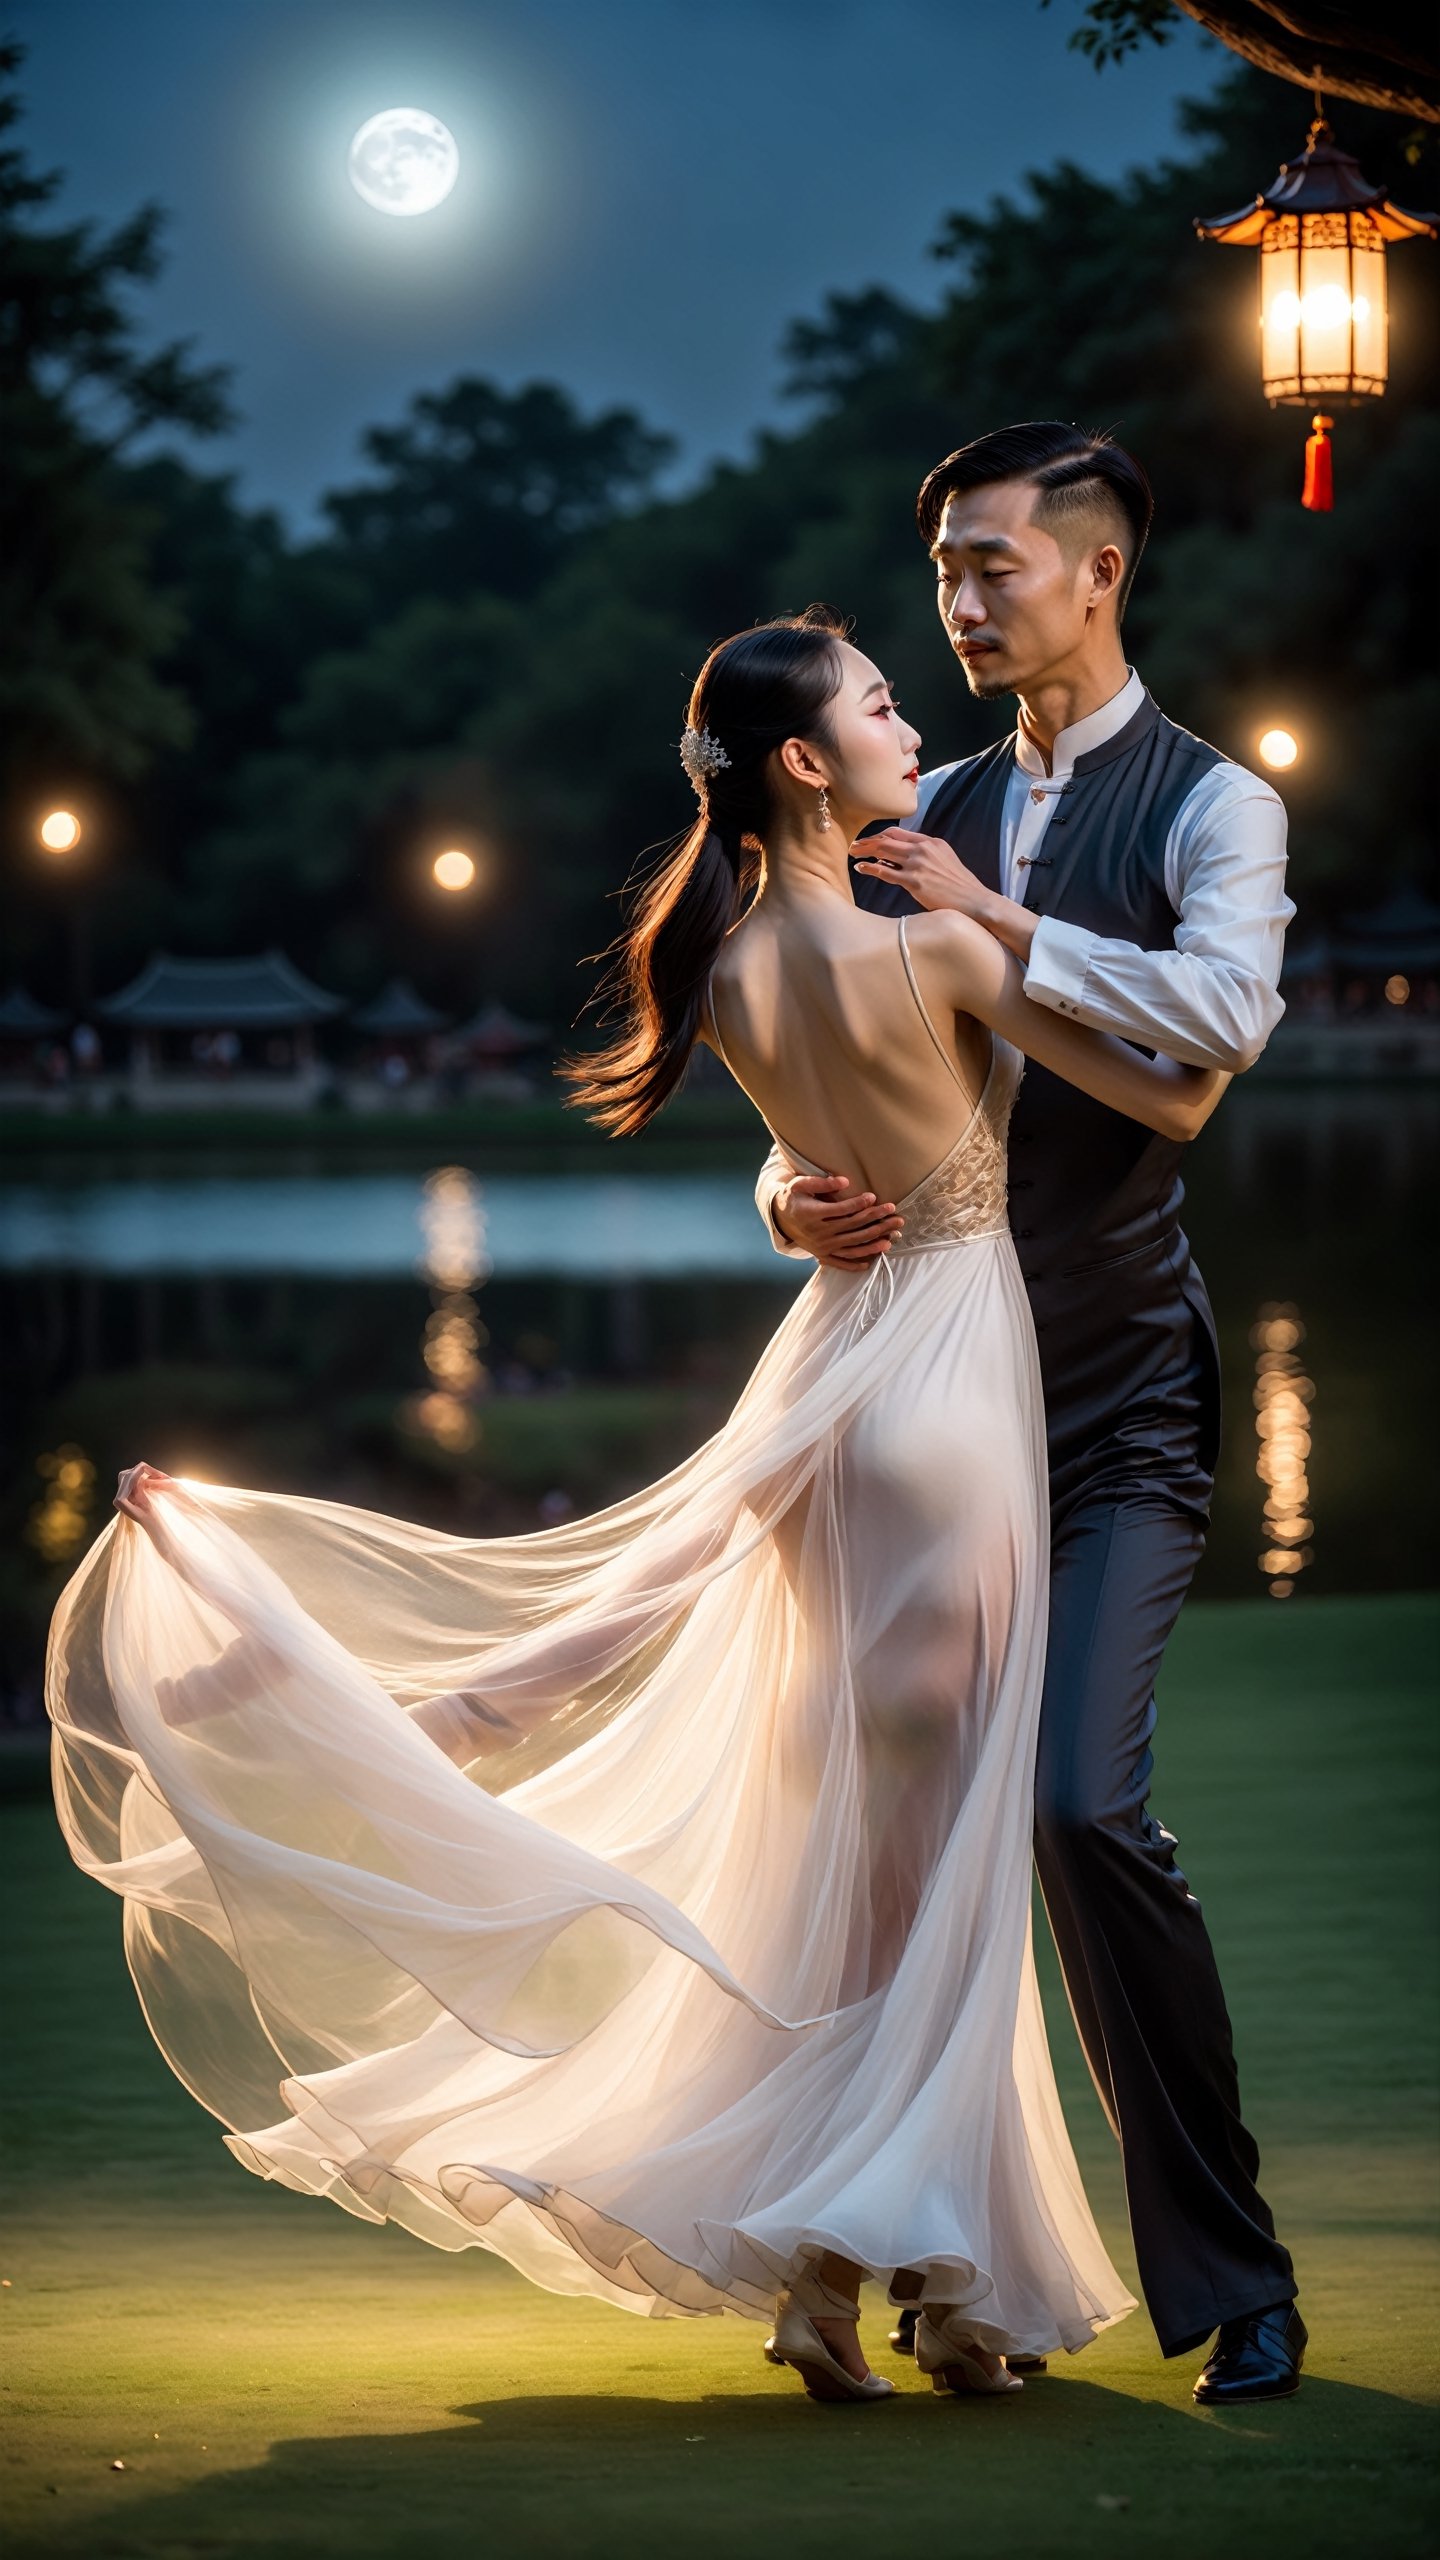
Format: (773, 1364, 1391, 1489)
(3, 1595, 1436, 2559)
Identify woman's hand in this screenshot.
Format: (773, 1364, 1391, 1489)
(115, 1461, 178, 1523)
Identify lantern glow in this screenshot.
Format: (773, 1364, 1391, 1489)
(1197, 115, 1436, 507)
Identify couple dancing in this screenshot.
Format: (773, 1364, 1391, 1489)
(48, 421, 1304, 2410)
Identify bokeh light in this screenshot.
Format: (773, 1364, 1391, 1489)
(433, 848, 476, 892)
(27, 1445, 96, 1562)
(1385, 974, 1410, 1006)
(1257, 728, 1299, 771)
(404, 1167, 491, 1455)
(1249, 1302, 1316, 1599)
(39, 808, 82, 852)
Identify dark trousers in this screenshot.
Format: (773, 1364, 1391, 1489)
(1033, 1486, 1296, 2355)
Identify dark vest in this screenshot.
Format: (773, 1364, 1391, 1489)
(855, 689, 1223, 1496)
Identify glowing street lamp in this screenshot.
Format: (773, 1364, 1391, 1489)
(1257, 727, 1299, 771)
(1197, 110, 1436, 510)
(433, 848, 476, 893)
(39, 808, 82, 853)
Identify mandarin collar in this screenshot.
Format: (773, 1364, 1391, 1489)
(1014, 667, 1146, 784)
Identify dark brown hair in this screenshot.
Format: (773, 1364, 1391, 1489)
(916, 421, 1153, 617)
(564, 607, 847, 1134)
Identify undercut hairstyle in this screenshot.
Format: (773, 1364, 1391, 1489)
(916, 423, 1154, 618)
(564, 605, 848, 1135)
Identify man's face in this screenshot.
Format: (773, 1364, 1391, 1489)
(931, 479, 1106, 699)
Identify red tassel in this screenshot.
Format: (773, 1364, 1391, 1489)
(1302, 413, 1334, 512)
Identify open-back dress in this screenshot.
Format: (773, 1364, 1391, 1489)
(46, 918, 1134, 2355)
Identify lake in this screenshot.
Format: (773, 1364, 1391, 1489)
(2, 1081, 1434, 1713)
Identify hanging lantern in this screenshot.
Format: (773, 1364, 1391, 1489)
(1196, 109, 1436, 510)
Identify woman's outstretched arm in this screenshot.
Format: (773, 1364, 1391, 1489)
(911, 910, 1229, 1143)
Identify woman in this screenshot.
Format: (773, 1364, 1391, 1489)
(47, 610, 1224, 2405)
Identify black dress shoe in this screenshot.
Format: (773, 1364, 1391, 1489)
(1193, 2302, 1307, 2404)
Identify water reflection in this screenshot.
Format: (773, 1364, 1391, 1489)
(28, 1443, 96, 1564)
(1250, 1301, 1316, 1600)
(405, 1167, 491, 1455)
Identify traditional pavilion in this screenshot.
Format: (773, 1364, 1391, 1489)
(350, 978, 451, 1088)
(462, 1001, 549, 1063)
(1282, 886, 1440, 1016)
(98, 952, 344, 1079)
(0, 985, 68, 1039)
(0, 986, 68, 1075)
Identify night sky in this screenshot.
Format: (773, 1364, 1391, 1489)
(12, 0, 1219, 527)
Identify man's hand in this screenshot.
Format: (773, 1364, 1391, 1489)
(854, 829, 1037, 963)
(774, 1172, 904, 1269)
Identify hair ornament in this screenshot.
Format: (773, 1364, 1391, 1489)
(679, 724, 731, 792)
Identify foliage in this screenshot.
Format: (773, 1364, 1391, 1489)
(321, 376, 675, 610)
(4, 54, 1437, 1017)
(1041, 0, 1180, 71)
(0, 41, 233, 792)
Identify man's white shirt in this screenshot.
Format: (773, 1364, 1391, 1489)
(910, 668, 1295, 1074)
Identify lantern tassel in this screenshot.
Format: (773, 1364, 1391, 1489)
(1302, 413, 1334, 512)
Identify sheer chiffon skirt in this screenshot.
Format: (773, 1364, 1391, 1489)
(46, 1229, 1134, 2353)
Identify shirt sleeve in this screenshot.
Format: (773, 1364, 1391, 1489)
(755, 1142, 816, 1261)
(1020, 766, 1296, 1072)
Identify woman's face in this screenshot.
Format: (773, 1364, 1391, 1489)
(814, 642, 921, 829)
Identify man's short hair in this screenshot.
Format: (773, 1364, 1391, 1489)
(916, 423, 1154, 617)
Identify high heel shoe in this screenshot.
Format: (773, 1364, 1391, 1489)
(770, 2269, 895, 2405)
(915, 2307, 1024, 2397)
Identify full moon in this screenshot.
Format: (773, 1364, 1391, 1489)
(348, 109, 459, 218)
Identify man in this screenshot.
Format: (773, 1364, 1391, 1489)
(756, 421, 1304, 2403)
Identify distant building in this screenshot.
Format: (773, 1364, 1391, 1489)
(99, 951, 344, 1086)
(460, 1000, 551, 1098)
(0, 986, 69, 1084)
(351, 978, 450, 1091)
(0, 985, 68, 1041)
(1282, 886, 1440, 1019)
(87, 951, 344, 1108)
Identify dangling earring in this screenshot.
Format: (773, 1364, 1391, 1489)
(816, 786, 831, 831)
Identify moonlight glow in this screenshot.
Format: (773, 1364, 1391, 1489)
(348, 109, 459, 217)
(433, 850, 476, 892)
(1257, 728, 1299, 770)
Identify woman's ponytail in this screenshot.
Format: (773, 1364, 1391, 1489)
(563, 811, 750, 1135)
(564, 610, 845, 1135)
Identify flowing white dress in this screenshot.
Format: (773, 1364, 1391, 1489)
(46, 928, 1134, 2355)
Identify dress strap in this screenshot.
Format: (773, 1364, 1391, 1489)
(897, 917, 973, 1097)
(703, 975, 735, 1074)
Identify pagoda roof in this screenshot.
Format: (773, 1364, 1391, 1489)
(0, 984, 68, 1034)
(351, 978, 450, 1036)
(1280, 933, 1335, 983)
(1197, 120, 1438, 248)
(462, 1001, 550, 1055)
(98, 951, 344, 1028)
(1282, 888, 1440, 978)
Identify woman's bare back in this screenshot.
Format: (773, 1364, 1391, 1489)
(707, 901, 993, 1205)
